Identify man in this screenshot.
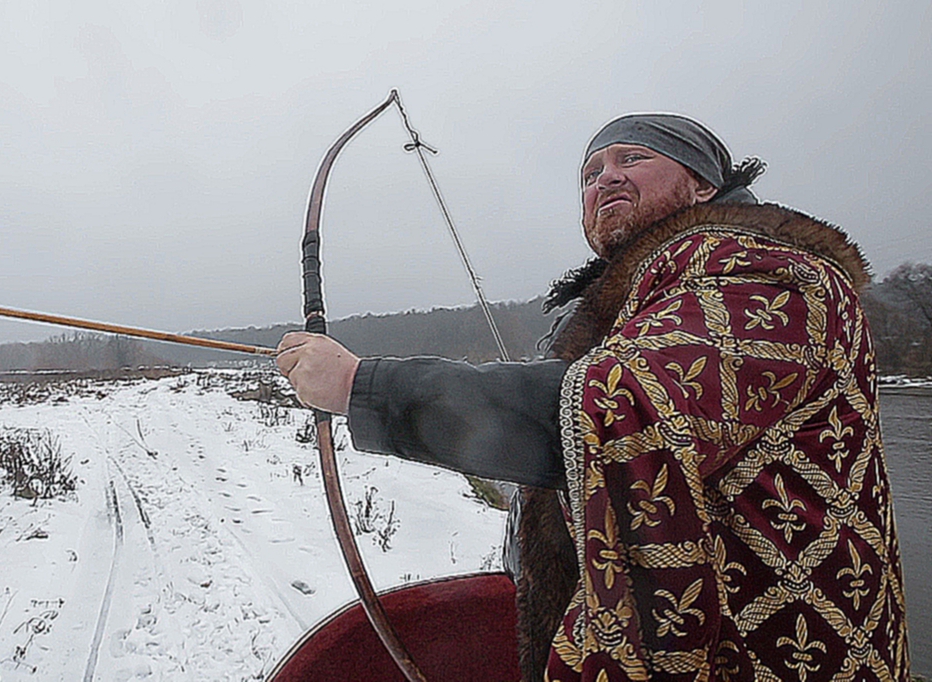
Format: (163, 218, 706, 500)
(277, 114, 910, 681)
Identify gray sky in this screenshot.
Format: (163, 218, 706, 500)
(2, 0, 930, 344)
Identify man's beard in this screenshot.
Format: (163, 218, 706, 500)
(588, 177, 696, 259)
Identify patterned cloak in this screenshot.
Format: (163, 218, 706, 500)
(518, 203, 909, 682)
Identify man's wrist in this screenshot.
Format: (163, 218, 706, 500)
(340, 356, 361, 414)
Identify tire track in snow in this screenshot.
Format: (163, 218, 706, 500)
(109, 455, 157, 554)
(82, 475, 123, 682)
(81, 414, 174, 682)
(81, 412, 166, 581)
(104, 407, 309, 667)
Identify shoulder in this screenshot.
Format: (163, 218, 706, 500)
(621, 203, 870, 307)
(648, 202, 868, 286)
(549, 203, 868, 361)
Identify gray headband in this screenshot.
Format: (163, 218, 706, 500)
(585, 113, 732, 188)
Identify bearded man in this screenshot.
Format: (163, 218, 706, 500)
(277, 114, 910, 681)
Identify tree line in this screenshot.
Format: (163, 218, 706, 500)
(1, 263, 930, 377)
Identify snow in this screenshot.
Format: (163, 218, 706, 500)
(878, 374, 932, 388)
(0, 369, 507, 681)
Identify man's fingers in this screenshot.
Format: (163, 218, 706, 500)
(276, 350, 300, 376)
(275, 332, 320, 376)
(277, 331, 314, 354)
(288, 359, 313, 408)
(273, 332, 358, 414)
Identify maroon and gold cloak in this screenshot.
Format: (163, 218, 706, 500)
(520, 202, 909, 682)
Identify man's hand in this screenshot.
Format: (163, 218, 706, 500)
(276, 332, 360, 414)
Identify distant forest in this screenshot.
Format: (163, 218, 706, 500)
(0, 298, 557, 372)
(1, 262, 930, 377)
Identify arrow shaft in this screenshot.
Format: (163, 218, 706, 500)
(0, 306, 276, 356)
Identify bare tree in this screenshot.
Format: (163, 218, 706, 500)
(885, 262, 932, 327)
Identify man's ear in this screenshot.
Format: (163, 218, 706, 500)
(694, 175, 718, 204)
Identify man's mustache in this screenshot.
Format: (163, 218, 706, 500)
(597, 190, 638, 213)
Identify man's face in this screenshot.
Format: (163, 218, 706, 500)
(581, 144, 713, 258)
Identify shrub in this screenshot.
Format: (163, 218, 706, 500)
(351, 486, 401, 552)
(465, 475, 510, 510)
(0, 428, 77, 500)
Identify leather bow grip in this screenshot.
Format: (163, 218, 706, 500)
(302, 231, 326, 334)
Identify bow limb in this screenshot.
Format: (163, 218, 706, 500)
(302, 91, 428, 682)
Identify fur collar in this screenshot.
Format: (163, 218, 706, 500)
(548, 202, 870, 362)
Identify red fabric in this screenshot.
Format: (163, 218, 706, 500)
(548, 231, 909, 681)
(268, 573, 520, 682)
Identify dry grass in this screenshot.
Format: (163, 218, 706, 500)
(0, 428, 77, 500)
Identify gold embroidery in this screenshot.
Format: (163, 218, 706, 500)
(714, 640, 742, 682)
(627, 540, 706, 569)
(720, 250, 752, 275)
(819, 405, 854, 472)
(713, 536, 747, 595)
(745, 371, 798, 412)
(777, 614, 827, 682)
(585, 460, 606, 501)
(762, 473, 807, 543)
(559, 228, 907, 679)
(652, 578, 706, 638)
(745, 291, 791, 331)
(651, 648, 711, 674)
(736, 583, 794, 634)
(588, 363, 635, 427)
(628, 355, 677, 418)
(627, 463, 676, 530)
(578, 409, 602, 453)
(634, 298, 683, 335)
(837, 539, 873, 610)
(695, 286, 732, 336)
(588, 505, 625, 590)
(551, 620, 583, 671)
(665, 356, 708, 399)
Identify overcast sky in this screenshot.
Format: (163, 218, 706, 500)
(1, 0, 929, 344)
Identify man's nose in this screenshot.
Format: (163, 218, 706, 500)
(597, 164, 625, 189)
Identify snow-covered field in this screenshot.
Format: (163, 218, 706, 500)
(0, 369, 507, 681)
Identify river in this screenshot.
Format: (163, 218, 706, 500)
(881, 386, 932, 678)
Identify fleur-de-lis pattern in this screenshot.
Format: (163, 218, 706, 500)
(548, 227, 909, 682)
(819, 404, 855, 472)
(744, 370, 798, 412)
(713, 535, 747, 595)
(652, 578, 706, 637)
(587, 364, 635, 427)
(762, 472, 807, 543)
(587, 506, 625, 590)
(665, 356, 707, 399)
(633, 298, 682, 335)
(744, 291, 791, 330)
(777, 614, 828, 682)
(626, 463, 676, 531)
(837, 539, 873, 611)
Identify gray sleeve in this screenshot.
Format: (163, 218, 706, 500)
(347, 357, 568, 489)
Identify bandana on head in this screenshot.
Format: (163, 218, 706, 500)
(585, 113, 762, 204)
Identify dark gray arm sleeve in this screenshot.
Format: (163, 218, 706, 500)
(347, 357, 568, 489)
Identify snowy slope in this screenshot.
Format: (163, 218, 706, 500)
(0, 370, 507, 681)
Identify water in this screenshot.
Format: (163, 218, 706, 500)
(881, 386, 932, 678)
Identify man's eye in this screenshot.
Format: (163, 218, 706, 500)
(623, 154, 646, 164)
(583, 169, 601, 184)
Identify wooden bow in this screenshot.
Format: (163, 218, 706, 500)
(301, 90, 428, 682)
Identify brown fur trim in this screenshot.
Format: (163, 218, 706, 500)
(515, 487, 578, 682)
(549, 202, 871, 364)
(513, 202, 870, 681)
